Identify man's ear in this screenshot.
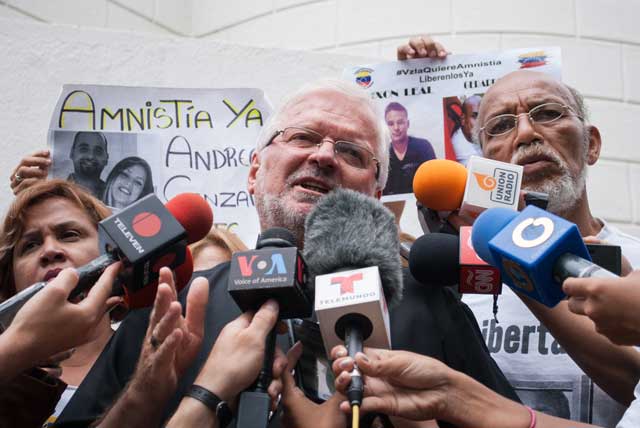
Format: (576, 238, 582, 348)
(586, 125, 602, 166)
(247, 151, 261, 195)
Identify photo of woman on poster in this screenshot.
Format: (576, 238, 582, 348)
(102, 156, 154, 209)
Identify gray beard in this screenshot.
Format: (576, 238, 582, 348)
(511, 142, 587, 217)
(254, 166, 337, 248)
(255, 192, 312, 248)
(522, 168, 586, 216)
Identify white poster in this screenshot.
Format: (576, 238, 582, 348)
(47, 85, 272, 245)
(344, 47, 562, 201)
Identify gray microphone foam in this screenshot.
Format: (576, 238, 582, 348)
(303, 188, 403, 307)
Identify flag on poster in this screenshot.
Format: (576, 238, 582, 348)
(344, 47, 562, 202)
(47, 85, 272, 245)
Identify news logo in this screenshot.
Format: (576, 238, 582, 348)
(473, 168, 519, 205)
(132, 212, 162, 238)
(511, 217, 555, 248)
(464, 269, 498, 293)
(354, 68, 374, 88)
(461, 157, 523, 218)
(459, 226, 501, 294)
(330, 272, 363, 295)
(237, 253, 287, 277)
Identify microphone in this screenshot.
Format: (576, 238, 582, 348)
(408, 230, 501, 294)
(228, 227, 311, 319)
(228, 228, 311, 428)
(305, 189, 403, 408)
(471, 205, 618, 307)
(412, 157, 523, 232)
(0, 193, 211, 329)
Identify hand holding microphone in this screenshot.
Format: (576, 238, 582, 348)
(167, 300, 288, 428)
(412, 157, 533, 234)
(330, 346, 574, 428)
(304, 189, 403, 426)
(0, 193, 212, 330)
(471, 205, 617, 307)
(0, 263, 121, 384)
(563, 270, 640, 346)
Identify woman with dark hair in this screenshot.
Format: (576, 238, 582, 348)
(102, 157, 154, 209)
(0, 179, 121, 426)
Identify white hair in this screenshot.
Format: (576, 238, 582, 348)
(256, 79, 390, 189)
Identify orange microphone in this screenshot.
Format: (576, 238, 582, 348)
(412, 159, 468, 211)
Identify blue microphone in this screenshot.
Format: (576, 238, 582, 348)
(471, 205, 618, 307)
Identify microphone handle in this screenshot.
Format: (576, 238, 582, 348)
(553, 253, 618, 284)
(0, 252, 120, 331)
(67, 252, 119, 301)
(255, 327, 277, 392)
(0, 281, 46, 331)
(235, 327, 276, 428)
(345, 323, 364, 406)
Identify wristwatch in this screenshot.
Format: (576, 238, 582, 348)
(186, 384, 233, 427)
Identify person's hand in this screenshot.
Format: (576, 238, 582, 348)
(331, 346, 452, 421)
(10, 149, 51, 195)
(98, 268, 209, 428)
(128, 267, 209, 402)
(397, 35, 448, 60)
(583, 235, 633, 276)
(8, 263, 122, 365)
(0, 263, 121, 384)
(192, 299, 285, 405)
(280, 343, 348, 428)
(34, 349, 76, 379)
(564, 270, 640, 346)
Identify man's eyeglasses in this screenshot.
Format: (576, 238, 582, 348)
(480, 102, 583, 138)
(267, 126, 380, 179)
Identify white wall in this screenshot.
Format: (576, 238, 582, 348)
(1, 0, 640, 236)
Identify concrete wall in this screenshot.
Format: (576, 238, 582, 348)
(1, 0, 639, 236)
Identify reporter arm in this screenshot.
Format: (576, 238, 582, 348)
(519, 295, 640, 405)
(334, 349, 597, 428)
(0, 327, 39, 384)
(99, 272, 209, 428)
(167, 299, 284, 428)
(0, 264, 120, 384)
(166, 396, 220, 428)
(443, 370, 596, 428)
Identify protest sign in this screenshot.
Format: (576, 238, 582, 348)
(48, 85, 271, 245)
(344, 47, 562, 201)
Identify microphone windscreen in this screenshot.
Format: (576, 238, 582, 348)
(471, 207, 518, 265)
(408, 233, 459, 287)
(124, 247, 194, 309)
(304, 189, 403, 307)
(413, 159, 467, 211)
(165, 193, 214, 244)
(256, 227, 297, 249)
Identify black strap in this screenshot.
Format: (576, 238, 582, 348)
(185, 384, 232, 427)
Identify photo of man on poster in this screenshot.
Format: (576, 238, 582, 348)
(383, 101, 435, 196)
(66, 131, 109, 198)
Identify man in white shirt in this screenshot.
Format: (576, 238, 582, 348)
(397, 35, 640, 427)
(465, 69, 640, 427)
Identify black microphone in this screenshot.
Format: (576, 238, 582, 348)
(228, 227, 311, 428)
(0, 194, 212, 330)
(409, 230, 502, 294)
(304, 189, 403, 408)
